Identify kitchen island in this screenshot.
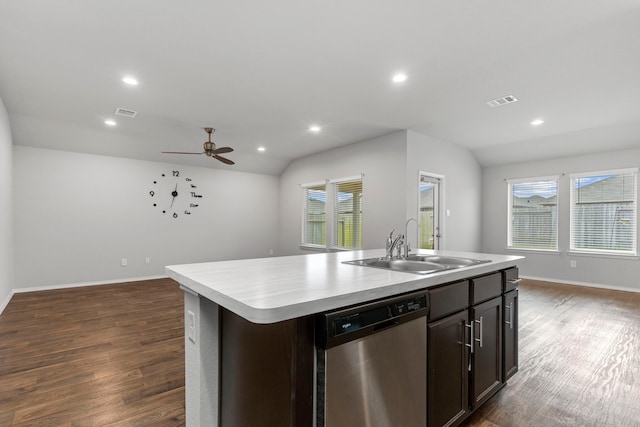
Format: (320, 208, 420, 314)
(167, 249, 523, 427)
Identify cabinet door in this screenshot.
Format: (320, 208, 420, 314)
(503, 289, 518, 381)
(471, 296, 502, 408)
(427, 310, 470, 427)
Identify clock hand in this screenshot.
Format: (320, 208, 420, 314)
(171, 184, 178, 207)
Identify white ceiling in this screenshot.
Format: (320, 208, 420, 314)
(1, 0, 639, 175)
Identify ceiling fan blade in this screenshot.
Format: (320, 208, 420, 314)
(213, 155, 235, 165)
(161, 151, 205, 155)
(212, 146, 234, 154)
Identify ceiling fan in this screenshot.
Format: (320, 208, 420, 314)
(162, 127, 235, 165)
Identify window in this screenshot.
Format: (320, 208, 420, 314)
(302, 182, 326, 247)
(570, 169, 637, 256)
(331, 177, 363, 249)
(507, 177, 558, 251)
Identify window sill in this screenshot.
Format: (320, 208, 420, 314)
(568, 250, 638, 260)
(505, 247, 560, 255)
(299, 244, 328, 253)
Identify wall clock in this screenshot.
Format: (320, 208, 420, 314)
(150, 170, 203, 218)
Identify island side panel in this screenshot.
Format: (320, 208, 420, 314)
(182, 288, 220, 427)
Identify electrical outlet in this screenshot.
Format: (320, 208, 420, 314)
(269, 249, 274, 256)
(570, 260, 577, 268)
(121, 258, 128, 267)
(187, 310, 196, 343)
(145, 257, 151, 265)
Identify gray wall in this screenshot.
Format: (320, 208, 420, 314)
(278, 131, 408, 255)
(0, 97, 13, 311)
(278, 130, 484, 256)
(406, 131, 482, 252)
(13, 146, 280, 290)
(482, 148, 640, 292)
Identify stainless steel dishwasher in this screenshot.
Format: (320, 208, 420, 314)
(316, 291, 428, 427)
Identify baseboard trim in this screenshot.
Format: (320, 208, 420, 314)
(0, 289, 14, 316)
(521, 275, 640, 294)
(12, 275, 169, 295)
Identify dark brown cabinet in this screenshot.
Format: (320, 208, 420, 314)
(428, 269, 516, 427)
(470, 296, 502, 408)
(427, 310, 470, 427)
(503, 267, 520, 381)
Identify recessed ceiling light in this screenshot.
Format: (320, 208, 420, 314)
(104, 119, 117, 126)
(122, 76, 139, 86)
(531, 119, 544, 126)
(257, 146, 266, 152)
(392, 73, 407, 83)
(309, 125, 321, 133)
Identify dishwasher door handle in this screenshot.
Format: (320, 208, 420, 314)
(373, 320, 398, 332)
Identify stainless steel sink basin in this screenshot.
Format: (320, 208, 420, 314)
(343, 257, 454, 275)
(343, 255, 491, 274)
(404, 255, 491, 268)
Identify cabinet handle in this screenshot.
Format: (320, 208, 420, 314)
(474, 317, 483, 348)
(508, 278, 522, 285)
(465, 322, 474, 354)
(505, 302, 514, 329)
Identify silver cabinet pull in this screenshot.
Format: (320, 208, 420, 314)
(465, 322, 474, 354)
(508, 278, 522, 285)
(474, 317, 483, 348)
(505, 302, 514, 329)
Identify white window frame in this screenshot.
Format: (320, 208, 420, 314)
(300, 180, 328, 250)
(507, 175, 559, 252)
(569, 168, 638, 257)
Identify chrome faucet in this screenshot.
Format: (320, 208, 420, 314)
(403, 218, 417, 258)
(386, 229, 404, 258)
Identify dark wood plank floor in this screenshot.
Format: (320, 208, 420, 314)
(2, 278, 640, 426)
(463, 279, 640, 427)
(0, 279, 185, 426)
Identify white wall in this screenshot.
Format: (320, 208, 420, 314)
(278, 131, 408, 255)
(13, 146, 280, 290)
(0, 97, 13, 312)
(406, 131, 482, 252)
(482, 148, 640, 292)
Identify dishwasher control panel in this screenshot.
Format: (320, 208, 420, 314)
(316, 291, 428, 350)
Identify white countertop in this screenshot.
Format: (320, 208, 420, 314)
(166, 249, 523, 324)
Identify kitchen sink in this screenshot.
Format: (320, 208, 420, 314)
(343, 257, 453, 275)
(404, 255, 491, 268)
(343, 255, 491, 274)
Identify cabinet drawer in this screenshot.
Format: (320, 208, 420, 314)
(503, 267, 520, 293)
(471, 273, 502, 305)
(428, 280, 469, 321)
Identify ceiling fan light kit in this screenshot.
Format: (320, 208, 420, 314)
(162, 127, 235, 165)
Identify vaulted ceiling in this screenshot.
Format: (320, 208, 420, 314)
(1, 1, 639, 175)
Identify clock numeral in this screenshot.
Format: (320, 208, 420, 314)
(173, 212, 178, 218)
(190, 184, 197, 188)
(191, 192, 203, 198)
(184, 210, 191, 215)
(172, 170, 180, 177)
(185, 178, 192, 182)
(149, 191, 155, 197)
(190, 203, 199, 208)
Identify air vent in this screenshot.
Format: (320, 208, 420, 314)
(114, 107, 138, 118)
(486, 95, 518, 108)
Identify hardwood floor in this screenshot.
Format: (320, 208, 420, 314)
(1, 278, 639, 426)
(0, 279, 185, 426)
(463, 279, 640, 427)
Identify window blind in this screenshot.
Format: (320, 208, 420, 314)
(331, 178, 363, 249)
(302, 183, 326, 246)
(570, 169, 637, 255)
(508, 177, 558, 250)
